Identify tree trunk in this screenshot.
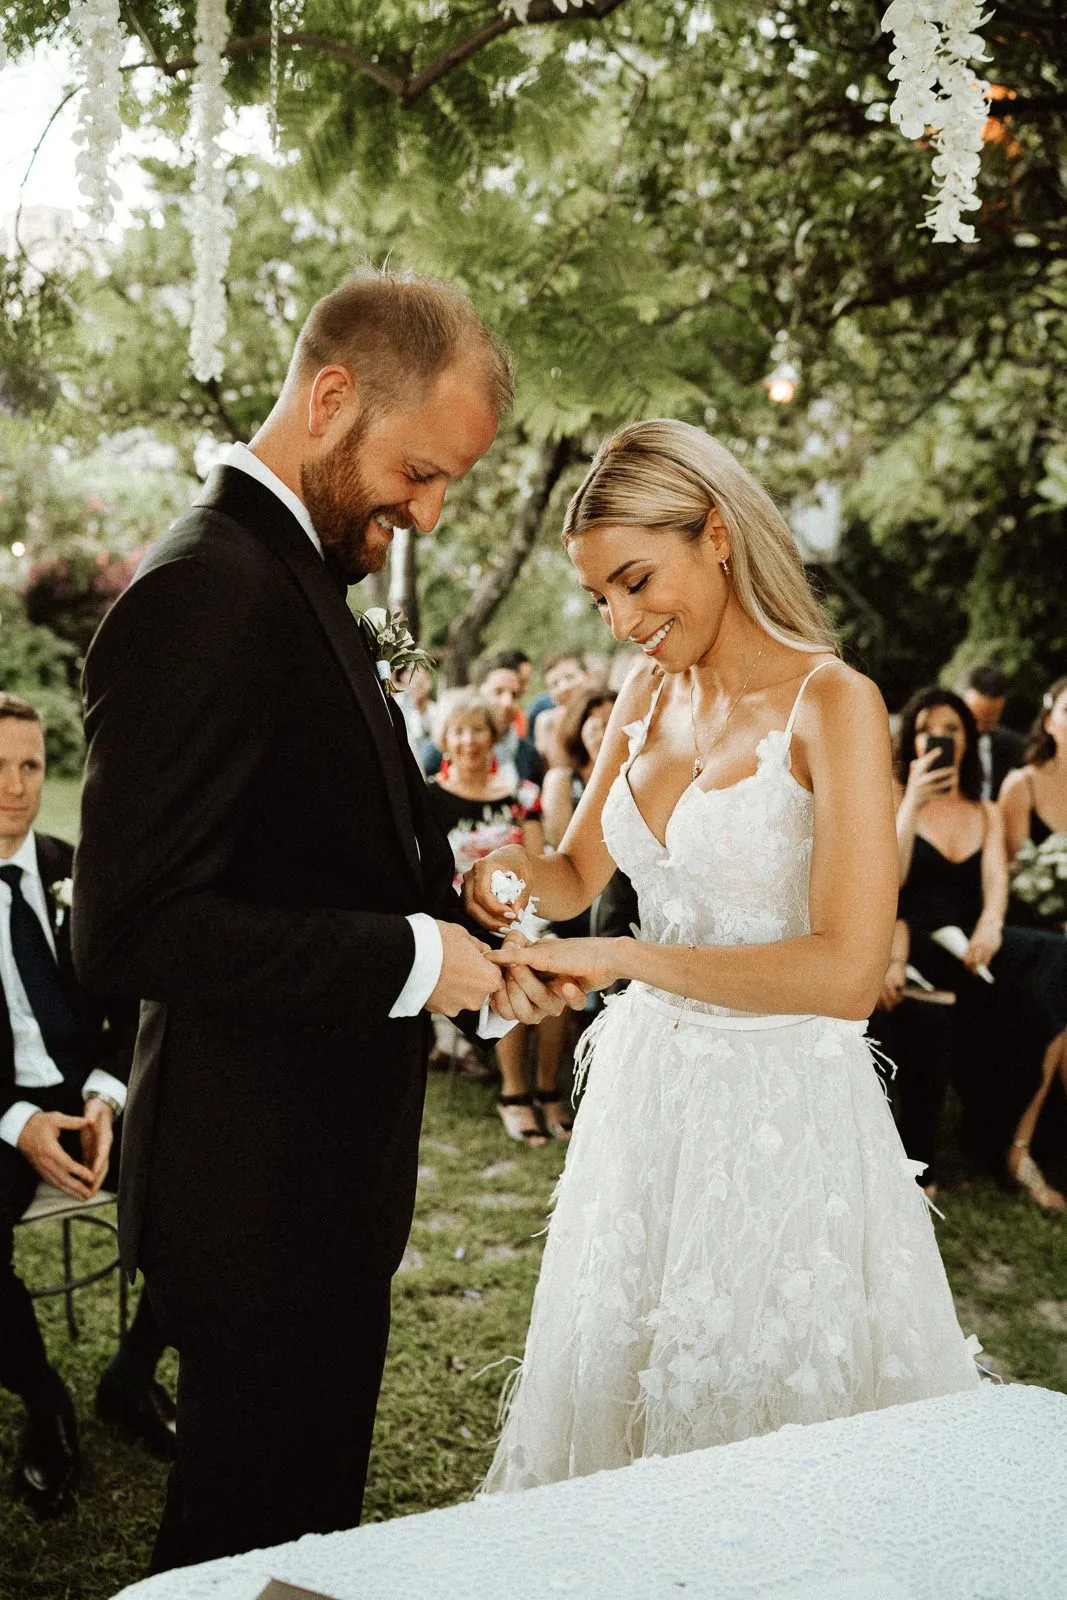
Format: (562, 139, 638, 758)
(388, 525, 420, 639)
(440, 434, 577, 685)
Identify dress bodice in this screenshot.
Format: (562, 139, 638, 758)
(898, 835, 984, 934)
(601, 663, 830, 1016)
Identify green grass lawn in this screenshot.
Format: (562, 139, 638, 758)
(2, 1073, 1065, 1600)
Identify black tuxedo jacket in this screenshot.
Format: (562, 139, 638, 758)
(0, 832, 137, 1124)
(74, 467, 468, 1298)
(985, 727, 1025, 801)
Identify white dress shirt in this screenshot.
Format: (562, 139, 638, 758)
(0, 833, 128, 1148)
(226, 445, 449, 1021)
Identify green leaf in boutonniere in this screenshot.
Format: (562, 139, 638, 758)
(357, 607, 436, 694)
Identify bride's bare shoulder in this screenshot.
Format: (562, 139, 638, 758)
(613, 658, 664, 723)
(804, 659, 886, 722)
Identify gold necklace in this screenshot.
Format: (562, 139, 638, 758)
(689, 643, 764, 780)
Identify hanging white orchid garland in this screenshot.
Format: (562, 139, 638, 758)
(68, 0, 125, 234)
(188, 0, 234, 383)
(881, 0, 994, 244)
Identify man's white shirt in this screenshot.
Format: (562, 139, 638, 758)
(0, 833, 127, 1148)
(225, 444, 510, 1038)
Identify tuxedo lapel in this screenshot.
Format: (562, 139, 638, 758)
(195, 467, 424, 893)
(32, 833, 75, 978)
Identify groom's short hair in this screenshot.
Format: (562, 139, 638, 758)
(291, 268, 514, 419)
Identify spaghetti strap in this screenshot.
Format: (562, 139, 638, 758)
(642, 672, 669, 734)
(783, 659, 838, 741)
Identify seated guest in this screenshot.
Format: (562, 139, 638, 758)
(425, 690, 549, 1144)
(0, 694, 173, 1519)
(395, 663, 436, 772)
(878, 687, 1067, 1206)
(541, 688, 617, 851)
(959, 662, 1026, 800)
(1000, 675, 1067, 898)
(529, 651, 591, 768)
(486, 648, 532, 738)
(422, 654, 545, 787)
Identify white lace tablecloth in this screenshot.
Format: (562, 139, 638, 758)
(114, 1385, 1067, 1600)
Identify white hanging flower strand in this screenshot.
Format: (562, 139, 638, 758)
(68, 0, 125, 235)
(269, 0, 282, 149)
(189, 0, 234, 383)
(881, 0, 994, 244)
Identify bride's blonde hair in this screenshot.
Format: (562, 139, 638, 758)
(563, 420, 837, 654)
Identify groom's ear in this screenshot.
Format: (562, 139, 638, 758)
(306, 364, 359, 439)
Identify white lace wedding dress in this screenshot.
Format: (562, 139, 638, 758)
(483, 664, 980, 1494)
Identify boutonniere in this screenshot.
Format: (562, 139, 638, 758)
(357, 607, 436, 694)
(50, 877, 74, 928)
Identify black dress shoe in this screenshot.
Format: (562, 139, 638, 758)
(95, 1370, 177, 1459)
(14, 1401, 80, 1519)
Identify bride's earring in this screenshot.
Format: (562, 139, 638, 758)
(721, 558, 730, 579)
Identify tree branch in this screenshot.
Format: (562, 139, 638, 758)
(442, 434, 578, 684)
(130, 2, 630, 108)
(987, 93, 1067, 120)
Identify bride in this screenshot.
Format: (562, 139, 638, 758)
(465, 419, 980, 1493)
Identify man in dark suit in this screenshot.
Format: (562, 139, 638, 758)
(0, 693, 172, 1519)
(960, 663, 1026, 800)
(73, 270, 579, 1571)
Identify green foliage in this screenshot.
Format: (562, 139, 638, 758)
(1, 0, 1065, 677)
(0, 609, 84, 774)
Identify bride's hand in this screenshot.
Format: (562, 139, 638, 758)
(492, 936, 627, 993)
(463, 845, 534, 932)
(490, 929, 587, 1020)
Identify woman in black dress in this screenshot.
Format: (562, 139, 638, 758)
(882, 687, 1067, 1206)
(1000, 675, 1067, 886)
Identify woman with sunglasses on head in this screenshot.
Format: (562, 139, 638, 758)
(1000, 677, 1067, 908)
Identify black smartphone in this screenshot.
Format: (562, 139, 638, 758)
(926, 734, 956, 770)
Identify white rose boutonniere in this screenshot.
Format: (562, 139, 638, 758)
(51, 877, 75, 928)
(357, 607, 436, 694)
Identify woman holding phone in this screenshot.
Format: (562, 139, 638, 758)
(886, 688, 1067, 1205)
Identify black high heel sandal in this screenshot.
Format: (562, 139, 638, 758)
(497, 1092, 548, 1146)
(533, 1089, 572, 1141)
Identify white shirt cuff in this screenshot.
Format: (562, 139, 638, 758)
(82, 1070, 128, 1113)
(389, 914, 444, 1017)
(476, 1000, 517, 1040)
(0, 1100, 43, 1148)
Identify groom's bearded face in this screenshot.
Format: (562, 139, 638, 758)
(301, 412, 411, 583)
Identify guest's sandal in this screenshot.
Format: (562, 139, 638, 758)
(533, 1089, 573, 1141)
(1008, 1139, 1066, 1211)
(497, 1092, 548, 1147)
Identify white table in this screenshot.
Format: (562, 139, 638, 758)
(114, 1385, 1067, 1600)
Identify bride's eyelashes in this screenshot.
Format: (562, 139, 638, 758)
(590, 575, 652, 611)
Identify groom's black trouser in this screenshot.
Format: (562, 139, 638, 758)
(145, 1265, 392, 1572)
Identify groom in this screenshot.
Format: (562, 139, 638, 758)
(74, 269, 575, 1570)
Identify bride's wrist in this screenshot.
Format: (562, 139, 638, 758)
(611, 936, 639, 983)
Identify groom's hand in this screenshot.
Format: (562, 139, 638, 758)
(488, 931, 586, 1023)
(426, 921, 504, 1017)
